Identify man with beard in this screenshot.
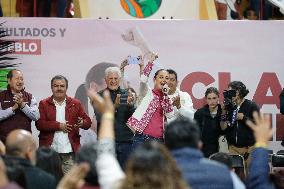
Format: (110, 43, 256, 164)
(36, 75, 91, 174)
(0, 69, 40, 143)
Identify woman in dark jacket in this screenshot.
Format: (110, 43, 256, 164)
(194, 87, 223, 157)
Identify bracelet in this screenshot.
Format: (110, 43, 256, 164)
(101, 112, 114, 121)
(254, 142, 268, 148)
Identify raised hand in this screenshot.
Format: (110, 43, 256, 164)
(88, 89, 114, 114)
(57, 163, 89, 189)
(120, 59, 129, 72)
(172, 95, 181, 109)
(246, 112, 273, 145)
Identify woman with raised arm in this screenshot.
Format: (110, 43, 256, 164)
(127, 53, 174, 148)
(87, 88, 189, 189)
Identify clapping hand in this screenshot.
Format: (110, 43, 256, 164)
(74, 117, 83, 128)
(60, 122, 73, 133)
(13, 93, 25, 109)
(172, 95, 181, 109)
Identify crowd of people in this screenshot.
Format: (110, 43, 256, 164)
(0, 54, 283, 189)
(215, 0, 284, 20)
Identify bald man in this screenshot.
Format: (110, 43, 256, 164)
(4, 130, 56, 189)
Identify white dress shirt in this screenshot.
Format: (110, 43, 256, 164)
(168, 88, 195, 123)
(50, 99, 73, 153)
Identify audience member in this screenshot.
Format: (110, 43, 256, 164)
(120, 141, 189, 189)
(209, 152, 246, 189)
(245, 112, 275, 189)
(210, 152, 233, 169)
(88, 89, 189, 189)
(4, 130, 56, 189)
(36, 147, 64, 184)
(243, 7, 258, 20)
(57, 163, 89, 189)
(76, 143, 100, 189)
(5, 163, 26, 188)
(0, 156, 23, 189)
(165, 118, 236, 189)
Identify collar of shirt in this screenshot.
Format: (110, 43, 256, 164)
(53, 98, 66, 106)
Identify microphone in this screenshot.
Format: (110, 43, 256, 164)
(162, 84, 170, 94)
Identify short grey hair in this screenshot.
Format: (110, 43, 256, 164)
(105, 67, 121, 78)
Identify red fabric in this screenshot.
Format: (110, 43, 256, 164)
(36, 96, 91, 152)
(143, 89, 164, 138)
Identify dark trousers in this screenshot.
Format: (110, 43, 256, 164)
(116, 141, 132, 170)
(132, 133, 164, 150)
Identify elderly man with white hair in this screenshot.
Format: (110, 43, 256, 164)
(92, 66, 136, 169)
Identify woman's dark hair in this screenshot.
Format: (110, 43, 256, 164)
(119, 141, 188, 189)
(76, 143, 99, 186)
(205, 87, 219, 97)
(228, 81, 249, 98)
(154, 69, 167, 79)
(36, 147, 63, 184)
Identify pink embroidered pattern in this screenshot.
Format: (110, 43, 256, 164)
(143, 62, 154, 77)
(161, 95, 173, 113)
(127, 94, 160, 133)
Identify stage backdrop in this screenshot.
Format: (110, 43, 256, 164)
(0, 18, 283, 152)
